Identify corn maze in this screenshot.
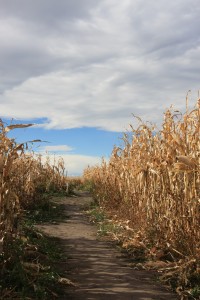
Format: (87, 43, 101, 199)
(0, 99, 199, 298)
(84, 100, 200, 295)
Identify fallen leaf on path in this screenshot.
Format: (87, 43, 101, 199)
(58, 277, 77, 287)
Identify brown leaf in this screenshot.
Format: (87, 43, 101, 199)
(5, 124, 33, 132)
(58, 277, 77, 286)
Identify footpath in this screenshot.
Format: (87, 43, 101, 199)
(38, 192, 178, 300)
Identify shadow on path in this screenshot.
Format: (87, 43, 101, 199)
(38, 194, 178, 300)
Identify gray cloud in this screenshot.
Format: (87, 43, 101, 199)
(0, 0, 95, 23)
(0, 0, 199, 131)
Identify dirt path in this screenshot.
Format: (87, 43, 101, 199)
(38, 192, 178, 300)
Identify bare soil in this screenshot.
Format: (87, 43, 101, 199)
(38, 192, 178, 300)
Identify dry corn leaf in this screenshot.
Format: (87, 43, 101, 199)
(5, 123, 33, 132)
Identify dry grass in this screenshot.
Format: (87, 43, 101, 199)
(84, 99, 200, 298)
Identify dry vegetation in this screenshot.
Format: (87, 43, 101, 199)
(0, 120, 80, 298)
(0, 121, 67, 248)
(84, 100, 200, 299)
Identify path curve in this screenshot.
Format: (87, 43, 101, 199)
(38, 193, 178, 300)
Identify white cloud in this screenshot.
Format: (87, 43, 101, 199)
(0, 0, 199, 131)
(39, 153, 103, 176)
(40, 145, 74, 153)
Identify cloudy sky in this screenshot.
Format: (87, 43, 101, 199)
(0, 0, 199, 175)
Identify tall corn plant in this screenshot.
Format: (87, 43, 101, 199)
(84, 100, 200, 257)
(0, 121, 32, 252)
(0, 121, 68, 253)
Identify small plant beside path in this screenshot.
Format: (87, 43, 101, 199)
(87, 201, 200, 299)
(0, 192, 72, 299)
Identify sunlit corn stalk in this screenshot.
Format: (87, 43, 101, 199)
(0, 121, 69, 253)
(84, 99, 200, 258)
(0, 122, 33, 251)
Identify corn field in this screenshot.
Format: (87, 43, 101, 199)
(0, 121, 68, 254)
(84, 100, 200, 263)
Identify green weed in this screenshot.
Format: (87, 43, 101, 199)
(0, 194, 66, 299)
(191, 286, 200, 298)
(25, 198, 66, 224)
(89, 208, 106, 223)
(98, 223, 120, 237)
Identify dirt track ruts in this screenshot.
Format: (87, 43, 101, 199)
(38, 192, 178, 300)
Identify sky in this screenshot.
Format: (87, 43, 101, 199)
(0, 0, 199, 175)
